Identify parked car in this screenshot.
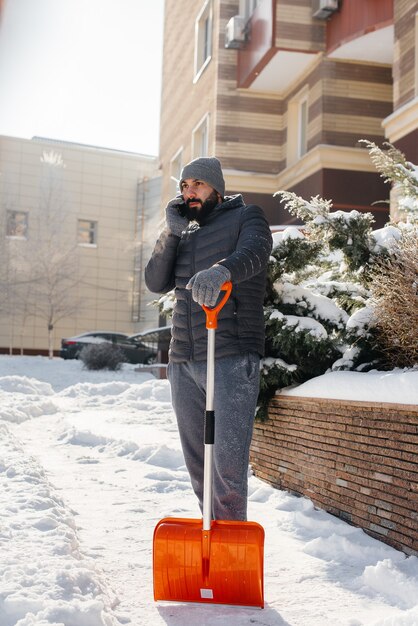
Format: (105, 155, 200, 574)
(126, 325, 171, 365)
(60, 326, 172, 364)
(60, 331, 130, 360)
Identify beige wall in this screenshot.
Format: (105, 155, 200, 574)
(0, 135, 161, 354)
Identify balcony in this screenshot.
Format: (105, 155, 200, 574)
(235, 0, 394, 94)
(327, 0, 394, 64)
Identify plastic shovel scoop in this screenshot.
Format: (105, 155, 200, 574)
(153, 281, 264, 608)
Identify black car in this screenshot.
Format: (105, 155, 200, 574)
(60, 326, 171, 364)
(60, 331, 131, 360)
(125, 325, 171, 364)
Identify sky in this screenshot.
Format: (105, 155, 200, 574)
(0, 0, 164, 156)
(0, 354, 417, 625)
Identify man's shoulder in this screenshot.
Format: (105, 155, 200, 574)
(217, 196, 269, 228)
(240, 202, 268, 221)
(221, 195, 263, 214)
(221, 194, 245, 209)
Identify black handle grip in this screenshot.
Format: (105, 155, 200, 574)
(204, 410, 215, 444)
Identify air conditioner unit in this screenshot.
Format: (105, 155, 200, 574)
(225, 15, 247, 49)
(312, 0, 339, 19)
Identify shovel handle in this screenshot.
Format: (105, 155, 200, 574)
(202, 281, 232, 329)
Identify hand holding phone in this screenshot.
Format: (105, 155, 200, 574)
(165, 196, 189, 237)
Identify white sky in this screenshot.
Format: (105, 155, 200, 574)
(0, 0, 164, 155)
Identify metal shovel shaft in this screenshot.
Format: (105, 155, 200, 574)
(202, 283, 232, 532)
(203, 327, 215, 531)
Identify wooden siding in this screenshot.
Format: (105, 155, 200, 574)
(284, 168, 390, 227)
(395, 127, 418, 163)
(305, 60, 392, 152)
(159, 0, 220, 203)
(217, 5, 392, 177)
(275, 0, 326, 52)
(217, 1, 284, 175)
(393, 0, 418, 109)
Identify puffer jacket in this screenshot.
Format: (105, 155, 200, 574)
(145, 194, 273, 362)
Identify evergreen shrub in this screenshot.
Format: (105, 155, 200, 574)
(258, 141, 418, 419)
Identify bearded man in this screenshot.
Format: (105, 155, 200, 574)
(145, 156, 272, 521)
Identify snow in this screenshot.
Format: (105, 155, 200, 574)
(269, 309, 328, 339)
(372, 226, 402, 252)
(346, 306, 375, 332)
(282, 227, 304, 241)
(261, 357, 298, 374)
(0, 355, 417, 626)
(281, 368, 418, 405)
(272, 226, 305, 248)
(274, 281, 348, 327)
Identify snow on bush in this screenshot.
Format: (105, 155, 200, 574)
(79, 344, 125, 372)
(258, 141, 418, 418)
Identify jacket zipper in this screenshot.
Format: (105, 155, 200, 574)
(188, 228, 198, 360)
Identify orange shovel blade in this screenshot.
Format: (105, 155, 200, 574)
(153, 517, 264, 608)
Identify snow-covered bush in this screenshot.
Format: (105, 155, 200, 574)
(258, 203, 382, 419)
(361, 140, 418, 224)
(258, 141, 418, 419)
(80, 343, 125, 371)
(153, 292, 175, 319)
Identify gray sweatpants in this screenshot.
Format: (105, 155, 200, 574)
(167, 353, 260, 521)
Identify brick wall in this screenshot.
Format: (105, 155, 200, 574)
(250, 395, 418, 556)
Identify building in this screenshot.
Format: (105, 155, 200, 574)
(0, 135, 161, 354)
(159, 0, 418, 228)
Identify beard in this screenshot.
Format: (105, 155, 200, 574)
(184, 190, 220, 224)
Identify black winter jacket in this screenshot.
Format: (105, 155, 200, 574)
(144, 194, 273, 362)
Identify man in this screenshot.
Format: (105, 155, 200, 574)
(145, 156, 272, 521)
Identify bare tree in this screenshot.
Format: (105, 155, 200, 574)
(25, 151, 84, 357)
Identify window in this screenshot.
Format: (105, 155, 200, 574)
(78, 219, 97, 246)
(170, 148, 183, 197)
(6, 210, 28, 238)
(287, 88, 309, 167)
(194, 0, 213, 82)
(192, 114, 210, 158)
(298, 97, 308, 158)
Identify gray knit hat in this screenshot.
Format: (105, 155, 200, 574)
(180, 157, 225, 197)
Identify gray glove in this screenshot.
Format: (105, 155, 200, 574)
(165, 197, 188, 237)
(186, 264, 231, 307)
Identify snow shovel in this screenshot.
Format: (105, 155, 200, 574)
(153, 281, 264, 608)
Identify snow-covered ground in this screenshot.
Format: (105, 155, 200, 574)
(0, 355, 417, 626)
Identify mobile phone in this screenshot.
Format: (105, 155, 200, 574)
(175, 198, 187, 217)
